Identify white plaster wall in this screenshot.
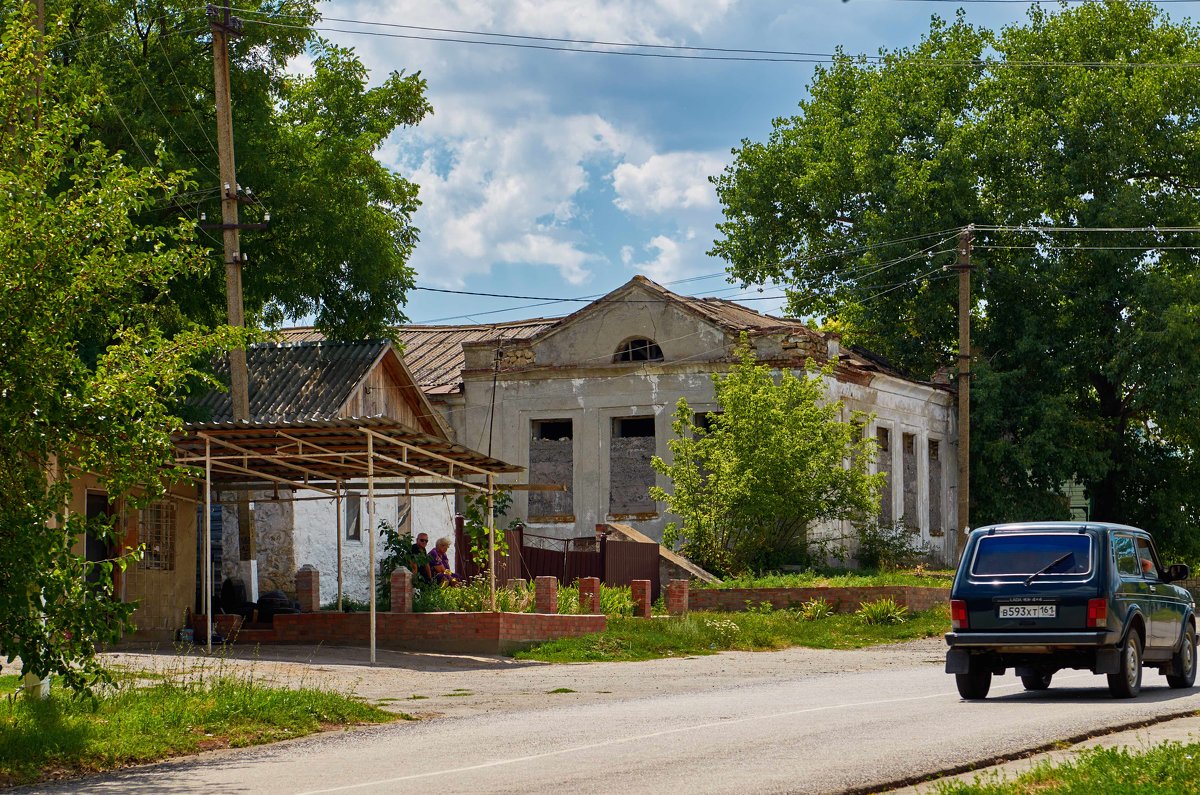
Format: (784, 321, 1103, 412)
(291, 487, 458, 605)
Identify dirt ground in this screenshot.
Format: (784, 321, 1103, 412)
(100, 637, 949, 720)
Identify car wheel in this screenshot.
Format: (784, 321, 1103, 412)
(1107, 628, 1143, 699)
(956, 670, 991, 700)
(1167, 623, 1197, 689)
(1021, 672, 1053, 691)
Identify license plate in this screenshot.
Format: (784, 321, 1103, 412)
(999, 604, 1056, 619)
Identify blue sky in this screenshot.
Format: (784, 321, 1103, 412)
(306, 1, 1147, 326)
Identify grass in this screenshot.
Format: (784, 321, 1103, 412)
(0, 665, 399, 787)
(933, 741, 1200, 794)
(701, 567, 954, 589)
(514, 604, 950, 662)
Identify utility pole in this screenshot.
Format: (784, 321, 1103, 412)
(208, 5, 257, 571)
(955, 225, 973, 558)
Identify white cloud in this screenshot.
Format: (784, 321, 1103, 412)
(612, 151, 726, 215)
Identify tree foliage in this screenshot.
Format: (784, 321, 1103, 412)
(44, 0, 431, 338)
(712, 1, 1200, 555)
(650, 342, 882, 575)
(0, 7, 239, 693)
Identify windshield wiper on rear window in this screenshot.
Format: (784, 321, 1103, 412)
(1024, 553, 1073, 586)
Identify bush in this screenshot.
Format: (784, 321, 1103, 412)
(796, 597, 834, 621)
(851, 521, 929, 570)
(855, 597, 909, 625)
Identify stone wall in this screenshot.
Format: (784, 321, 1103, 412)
(529, 436, 573, 518)
(221, 490, 295, 595)
(903, 432, 918, 527)
(609, 435, 656, 515)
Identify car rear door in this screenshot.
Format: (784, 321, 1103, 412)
(1137, 534, 1183, 650)
(1112, 532, 1155, 647)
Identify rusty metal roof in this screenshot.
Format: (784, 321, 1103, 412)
(191, 340, 388, 423)
(274, 320, 557, 395)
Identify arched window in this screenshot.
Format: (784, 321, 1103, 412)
(614, 337, 663, 363)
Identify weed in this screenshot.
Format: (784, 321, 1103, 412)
(855, 597, 909, 625)
(547, 688, 576, 694)
(796, 597, 834, 621)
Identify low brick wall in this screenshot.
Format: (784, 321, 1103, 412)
(244, 611, 605, 655)
(689, 586, 947, 614)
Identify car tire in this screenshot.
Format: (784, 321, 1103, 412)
(956, 670, 991, 700)
(1107, 628, 1143, 699)
(1020, 672, 1053, 691)
(1167, 623, 1197, 690)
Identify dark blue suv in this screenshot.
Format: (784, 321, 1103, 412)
(946, 522, 1195, 699)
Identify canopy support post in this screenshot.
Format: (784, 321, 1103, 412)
(487, 474, 496, 612)
(368, 434, 376, 664)
(335, 483, 344, 612)
(204, 437, 213, 655)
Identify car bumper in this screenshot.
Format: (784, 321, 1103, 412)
(946, 630, 1110, 647)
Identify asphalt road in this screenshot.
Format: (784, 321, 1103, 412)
(21, 659, 1200, 795)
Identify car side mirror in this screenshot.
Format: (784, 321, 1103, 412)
(1164, 563, 1190, 583)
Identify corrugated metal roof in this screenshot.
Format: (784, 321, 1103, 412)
(274, 320, 556, 395)
(192, 341, 388, 423)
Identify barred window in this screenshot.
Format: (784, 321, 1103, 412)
(140, 500, 176, 571)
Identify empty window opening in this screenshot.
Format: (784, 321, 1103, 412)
(530, 419, 574, 520)
(903, 433, 916, 455)
(610, 417, 657, 516)
(614, 338, 663, 363)
(928, 439, 943, 534)
(615, 417, 656, 437)
(929, 439, 940, 461)
(876, 427, 891, 452)
(902, 433, 918, 528)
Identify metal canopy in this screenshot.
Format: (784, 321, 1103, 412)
(173, 416, 522, 662)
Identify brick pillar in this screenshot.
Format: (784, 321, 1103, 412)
(631, 579, 652, 618)
(390, 567, 413, 613)
(667, 578, 690, 615)
(295, 565, 319, 613)
(535, 576, 558, 614)
(506, 578, 527, 590)
(578, 577, 601, 614)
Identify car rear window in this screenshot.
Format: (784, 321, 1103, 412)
(971, 533, 1093, 577)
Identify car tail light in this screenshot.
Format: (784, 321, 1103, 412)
(1087, 598, 1108, 628)
(951, 599, 968, 629)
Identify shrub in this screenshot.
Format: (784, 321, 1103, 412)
(796, 597, 834, 621)
(855, 597, 909, 625)
(852, 521, 929, 570)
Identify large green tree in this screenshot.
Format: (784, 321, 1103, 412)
(45, 0, 431, 338)
(0, 7, 238, 693)
(650, 343, 881, 575)
(712, 1, 1200, 555)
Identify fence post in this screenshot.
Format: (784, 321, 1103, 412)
(631, 579, 652, 618)
(667, 578, 689, 615)
(578, 576, 601, 614)
(295, 564, 320, 613)
(535, 575, 558, 614)
(390, 567, 413, 613)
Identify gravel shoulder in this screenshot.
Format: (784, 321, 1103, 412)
(103, 636, 949, 720)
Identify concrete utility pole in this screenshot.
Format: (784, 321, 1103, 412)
(955, 225, 973, 558)
(208, 5, 258, 578)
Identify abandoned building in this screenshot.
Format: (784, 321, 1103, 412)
(285, 275, 960, 563)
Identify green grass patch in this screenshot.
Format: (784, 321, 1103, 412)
(700, 567, 954, 589)
(547, 688, 576, 694)
(441, 691, 473, 697)
(934, 740, 1200, 794)
(0, 670, 397, 787)
(514, 605, 950, 662)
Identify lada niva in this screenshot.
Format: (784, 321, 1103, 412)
(946, 522, 1195, 699)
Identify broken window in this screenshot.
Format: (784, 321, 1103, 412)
(693, 411, 723, 434)
(614, 338, 664, 363)
(609, 416, 657, 515)
(529, 419, 574, 520)
(139, 500, 176, 571)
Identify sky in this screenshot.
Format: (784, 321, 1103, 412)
(293, 0, 1158, 327)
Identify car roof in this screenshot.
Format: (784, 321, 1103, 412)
(971, 521, 1146, 536)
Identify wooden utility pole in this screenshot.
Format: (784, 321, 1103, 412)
(209, 5, 255, 561)
(956, 225, 973, 558)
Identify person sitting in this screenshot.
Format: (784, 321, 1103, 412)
(410, 533, 434, 584)
(429, 537, 460, 586)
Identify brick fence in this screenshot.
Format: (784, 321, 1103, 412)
(239, 611, 605, 655)
(688, 586, 947, 614)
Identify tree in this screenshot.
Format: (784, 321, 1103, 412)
(0, 7, 239, 694)
(650, 341, 881, 575)
(712, 1, 1200, 556)
(45, 1, 432, 338)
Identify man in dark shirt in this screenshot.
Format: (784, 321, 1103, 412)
(410, 533, 433, 584)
